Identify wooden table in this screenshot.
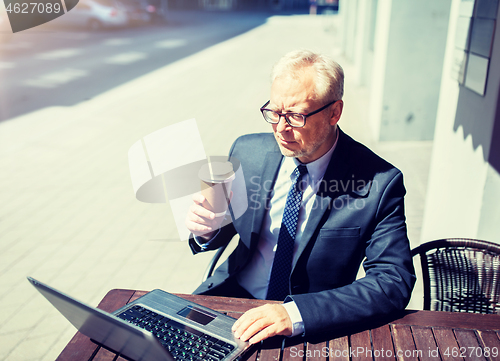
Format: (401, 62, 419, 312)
(56, 289, 500, 361)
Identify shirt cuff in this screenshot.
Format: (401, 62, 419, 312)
(282, 301, 305, 337)
(193, 228, 221, 251)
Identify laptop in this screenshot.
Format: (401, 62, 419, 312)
(27, 277, 251, 361)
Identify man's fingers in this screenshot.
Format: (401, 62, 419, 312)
(186, 206, 214, 229)
(192, 193, 206, 204)
(239, 320, 273, 344)
(189, 202, 215, 221)
(232, 310, 259, 337)
(185, 202, 217, 238)
(232, 304, 292, 344)
(185, 219, 212, 233)
(187, 208, 214, 226)
(185, 192, 230, 239)
(234, 314, 267, 340)
(235, 315, 282, 344)
(248, 325, 277, 344)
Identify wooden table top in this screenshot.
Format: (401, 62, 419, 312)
(56, 289, 500, 361)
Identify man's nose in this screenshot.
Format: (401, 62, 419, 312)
(276, 115, 290, 132)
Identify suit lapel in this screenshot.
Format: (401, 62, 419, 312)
(293, 193, 331, 269)
(292, 129, 353, 270)
(248, 150, 282, 248)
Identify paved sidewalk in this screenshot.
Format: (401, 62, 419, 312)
(0, 12, 430, 360)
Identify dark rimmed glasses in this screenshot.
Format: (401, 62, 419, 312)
(260, 99, 338, 128)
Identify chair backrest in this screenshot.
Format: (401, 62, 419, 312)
(412, 238, 500, 314)
(202, 246, 226, 283)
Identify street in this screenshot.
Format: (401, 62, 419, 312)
(0, 10, 274, 122)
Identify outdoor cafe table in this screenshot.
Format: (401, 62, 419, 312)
(56, 289, 500, 361)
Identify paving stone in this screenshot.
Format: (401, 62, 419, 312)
(0, 331, 28, 360)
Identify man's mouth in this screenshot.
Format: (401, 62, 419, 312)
(277, 136, 296, 146)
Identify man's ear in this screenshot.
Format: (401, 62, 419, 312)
(329, 100, 343, 126)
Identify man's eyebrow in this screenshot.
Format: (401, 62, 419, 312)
(269, 103, 304, 113)
(285, 107, 307, 113)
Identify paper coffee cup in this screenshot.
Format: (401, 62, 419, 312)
(199, 161, 235, 217)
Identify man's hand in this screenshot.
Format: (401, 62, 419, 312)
(232, 304, 293, 344)
(185, 192, 233, 240)
(185, 193, 218, 240)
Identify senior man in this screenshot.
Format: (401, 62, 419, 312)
(185, 50, 415, 344)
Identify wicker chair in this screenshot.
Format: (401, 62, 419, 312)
(411, 238, 500, 314)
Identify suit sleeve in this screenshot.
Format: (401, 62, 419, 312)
(188, 222, 237, 254)
(287, 171, 416, 336)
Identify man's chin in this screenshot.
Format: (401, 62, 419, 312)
(277, 143, 302, 158)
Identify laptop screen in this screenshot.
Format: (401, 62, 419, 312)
(28, 277, 172, 361)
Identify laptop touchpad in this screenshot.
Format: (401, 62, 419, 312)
(178, 306, 216, 325)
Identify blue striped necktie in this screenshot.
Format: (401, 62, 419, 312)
(266, 164, 308, 301)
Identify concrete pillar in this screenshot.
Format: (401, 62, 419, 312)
(421, 0, 500, 244)
(352, 0, 377, 87)
(340, 0, 359, 62)
(369, 0, 451, 141)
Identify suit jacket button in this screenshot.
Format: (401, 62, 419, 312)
(208, 283, 213, 289)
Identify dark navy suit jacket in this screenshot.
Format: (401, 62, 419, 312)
(189, 129, 416, 337)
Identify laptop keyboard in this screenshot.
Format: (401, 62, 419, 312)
(117, 305, 235, 361)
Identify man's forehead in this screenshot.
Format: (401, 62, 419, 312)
(270, 77, 317, 109)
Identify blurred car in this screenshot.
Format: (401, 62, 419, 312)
(56, 0, 128, 30)
(116, 0, 151, 25)
(144, 0, 167, 23)
(315, 0, 339, 11)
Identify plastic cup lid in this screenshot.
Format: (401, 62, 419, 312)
(198, 161, 235, 183)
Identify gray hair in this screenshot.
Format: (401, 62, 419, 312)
(271, 49, 344, 102)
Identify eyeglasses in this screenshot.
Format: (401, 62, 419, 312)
(260, 99, 338, 128)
